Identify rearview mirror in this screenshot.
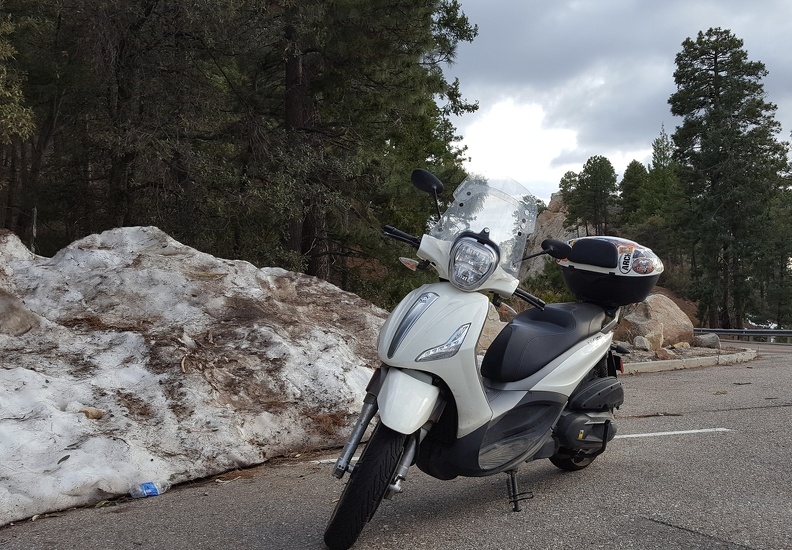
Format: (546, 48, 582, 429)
(541, 239, 572, 259)
(411, 169, 444, 195)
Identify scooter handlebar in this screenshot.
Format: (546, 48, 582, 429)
(383, 225, 421, 249)
(513, 288, 546, 310)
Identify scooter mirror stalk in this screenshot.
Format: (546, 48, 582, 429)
(411, 168, 444, 220)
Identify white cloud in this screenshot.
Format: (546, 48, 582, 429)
(456, 99, 577, 202)
(456, 98, 655, 203)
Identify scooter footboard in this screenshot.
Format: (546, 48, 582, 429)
(378, 368, 440, 434)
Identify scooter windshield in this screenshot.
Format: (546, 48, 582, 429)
(430, 175, 538, 278)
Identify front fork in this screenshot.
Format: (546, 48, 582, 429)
(332, 393, 378, 479)
(385, 432, 419, 499)
(332, 367, 439, 499)
(332, 393, 421, 500)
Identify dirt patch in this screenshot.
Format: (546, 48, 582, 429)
(303, 409, 352, 437)
(115, 390, 156, 420)
(59, 316, 153, 333)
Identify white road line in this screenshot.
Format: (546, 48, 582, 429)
(313, 429, 734, 464)
(615, 428, 733, 439)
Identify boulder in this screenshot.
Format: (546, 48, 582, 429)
(633, 335, 653, 351)
(646, 294, 695, 346)
(654, 347, 677, 360)
(613, 308, 664, 350)
(614, 294, 694, 350)
(694, 333, 721, 349)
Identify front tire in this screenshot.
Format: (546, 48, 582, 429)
(324, 421, 407, 550)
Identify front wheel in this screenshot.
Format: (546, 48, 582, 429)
(324, 421, 407, 550)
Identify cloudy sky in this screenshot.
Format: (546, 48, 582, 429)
(446, 0, 792, 202)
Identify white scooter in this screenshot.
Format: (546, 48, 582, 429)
(324, 170, 663, 550)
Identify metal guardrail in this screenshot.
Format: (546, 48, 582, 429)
(694, 328, 792, 344)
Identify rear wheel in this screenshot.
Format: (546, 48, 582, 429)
(324, 421, 407, 550)
(549, 449, 597, 471)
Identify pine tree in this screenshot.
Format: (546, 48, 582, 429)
(669, 27, 790, 328)
(617, 159, 648, 226)
(752, 188, 792, 328)
(560, 156, 617, 236)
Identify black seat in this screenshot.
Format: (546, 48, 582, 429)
(481, 303, 607, 383)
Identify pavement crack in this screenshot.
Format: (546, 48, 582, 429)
(622, 412, 682, 418)
(638, 515, 760, 550)
(625, 402, 791, 419)
(701, 402, 792, 414)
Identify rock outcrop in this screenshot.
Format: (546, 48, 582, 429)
(523, 193, 584, 278)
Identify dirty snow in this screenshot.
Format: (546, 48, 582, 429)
(0, 227, 386, 526)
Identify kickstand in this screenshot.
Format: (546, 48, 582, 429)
(505, 469, 533, 512)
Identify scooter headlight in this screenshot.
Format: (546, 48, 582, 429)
(448, 237, 498, 291)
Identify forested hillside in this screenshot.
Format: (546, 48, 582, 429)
(2, 6, 791, 328)
(0, 0, 476, 307)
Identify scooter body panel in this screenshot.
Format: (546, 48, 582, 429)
(377, 368, 440, 434)
(377, 283, 494, 437)
(415, 387, 568, 478)
(529, 332, 614, 394)
(374, 282, 616, 475)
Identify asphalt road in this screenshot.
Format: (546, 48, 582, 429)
(2, 348, 791, 550)
(737, 341, 792, 356)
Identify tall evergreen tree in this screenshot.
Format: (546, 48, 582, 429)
(560, 155, 617, 235)
(752, 188, 792, 328)
(558, 170, 580, 232)
(271, 0, 477, 281)
(617, 159, 648, 226)
(618, 128, 689, 294)
(644, 126, 682, 217)
(669, 27, 790, 327)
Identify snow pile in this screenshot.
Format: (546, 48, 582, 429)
(0, 227, 387, 526)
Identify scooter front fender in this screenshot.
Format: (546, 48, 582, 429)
(377, 368, 440, 435)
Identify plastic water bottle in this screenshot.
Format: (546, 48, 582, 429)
(129, 481, 171, 498)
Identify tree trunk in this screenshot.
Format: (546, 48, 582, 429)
(109, 151, 136, 227)
(719, 247, 732, 328)
(283, 22, 323, 275)
(1, 142, 21, 229)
